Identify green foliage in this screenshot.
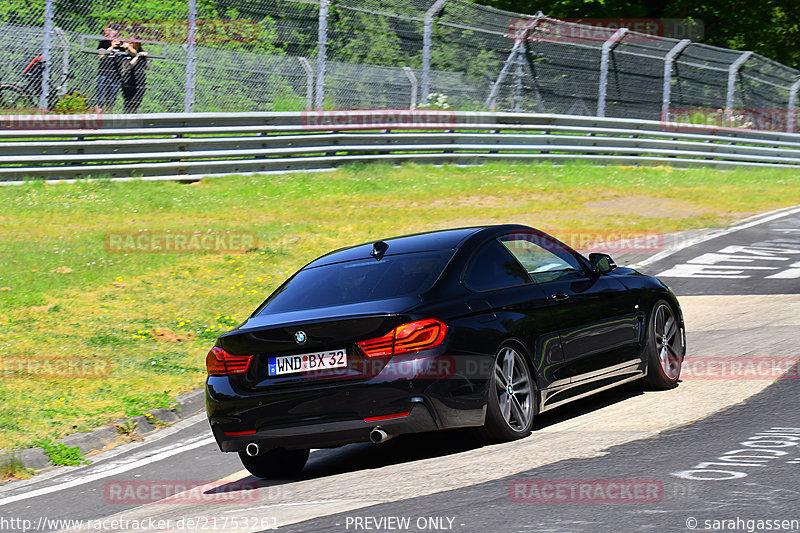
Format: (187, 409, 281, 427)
(144, 411, 171, 428)
(119, 391, 174, 416)
(115, 419, 138, 436)
(34, 439, 90, 466)
(53, 92, 91, 114)
(0, 455, 34, 479)
(330, 8, 409, 66)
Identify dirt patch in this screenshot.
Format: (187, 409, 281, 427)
(426, 211, 606, 231)
(150, 328, 195, 343)
(408, 195, 535, 210)
(584, 195, 712, 218)
(423, 217, 505, 231)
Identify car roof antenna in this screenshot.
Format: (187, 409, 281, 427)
(370, 241, 389, 260)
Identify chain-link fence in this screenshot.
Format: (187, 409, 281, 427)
(2, 0, 800, 131)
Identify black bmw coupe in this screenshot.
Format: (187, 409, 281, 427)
(205, 225, 685, 478)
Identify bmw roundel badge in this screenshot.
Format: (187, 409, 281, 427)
(294, 331, 307, 345)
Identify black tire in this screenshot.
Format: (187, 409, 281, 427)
(0, 84, 34, 111)
(641, 299, 684, 390)
(478, 344, 536, 442)
(238, 447, 309, 479)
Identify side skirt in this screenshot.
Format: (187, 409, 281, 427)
(538, 367, 646, 414)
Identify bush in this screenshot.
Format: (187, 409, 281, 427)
(53, 92, 91, 114)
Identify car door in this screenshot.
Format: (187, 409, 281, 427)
(461, 238, 569, 391)
(498, 231, 640, 386)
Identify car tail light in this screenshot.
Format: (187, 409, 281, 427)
(357, 319, 447, 358)
(206, 347, 253, 376)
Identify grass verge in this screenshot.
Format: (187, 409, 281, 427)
(0, 161, 799, 451)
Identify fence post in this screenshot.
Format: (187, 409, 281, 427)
(184, 0, 198, 113)
(315, 0, 329, 110)
(662, 39, 691, 120)
(725, 51, 753, 113)
(788, 77, 800, 133)
(596, 27, 628, 117)
(512, 51, 524, 112)
(55, 28, 70, 97)
(403, 67, 418, 109)
(38, 0, 55, 111)
(485, 14, 541, 111)
(421, 0, 448, 104)
(298, 58, 314, 110)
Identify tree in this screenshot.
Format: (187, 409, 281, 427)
(478, 0, 800, 70)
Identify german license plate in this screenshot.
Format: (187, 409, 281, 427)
(268, 349, 347, 377)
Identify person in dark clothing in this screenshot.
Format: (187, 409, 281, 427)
(120, 41, 148, 114)
(94, 25, 123, 113)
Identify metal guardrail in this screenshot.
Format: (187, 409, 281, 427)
(2, 111, 800, 184)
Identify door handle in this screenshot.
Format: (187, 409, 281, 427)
(550, 291, 569, 302)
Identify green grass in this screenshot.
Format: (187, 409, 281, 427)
(0, 161, 799, 451)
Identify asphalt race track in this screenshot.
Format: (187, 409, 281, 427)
(1, 207, 798, 533)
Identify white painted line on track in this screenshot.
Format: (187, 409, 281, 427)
(235, 500, 345, 512)
(0, 435, 215, 507)
(0, 413, 209, 496)
(633, 204, 800, 268)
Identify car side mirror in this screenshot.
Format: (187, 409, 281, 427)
(589, 253, 617, 275)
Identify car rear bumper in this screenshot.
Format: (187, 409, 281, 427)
(206, 352, 487, 451)
(210, 401, 439, 451)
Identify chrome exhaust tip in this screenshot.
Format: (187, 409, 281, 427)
(245, 442, 260, 457)
(369, 427, 393, 444)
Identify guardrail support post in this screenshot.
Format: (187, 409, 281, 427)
(38, 0, 55, 112)
(485, 13, 542, 112)
(298, 58, 314, 110)
(662, 39, 691, 120)
(788, 77, 800, 133)
(315, 0, 329, 110)
(184, 0, 198, 113)
(403, 67, 418, 109)
(725, 51, 753, 113)
(55, 28, 70, 97)
(597, 28, 628, 117)
(512, 51, 524, 112)
(421, 0, 448, 104)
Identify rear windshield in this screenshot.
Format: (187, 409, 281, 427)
(257, 251, 451, 314)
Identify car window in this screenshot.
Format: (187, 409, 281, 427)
(258, 251, 450, 314)
(463, 239, 531, 291)
(500, 232, 585, 283)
